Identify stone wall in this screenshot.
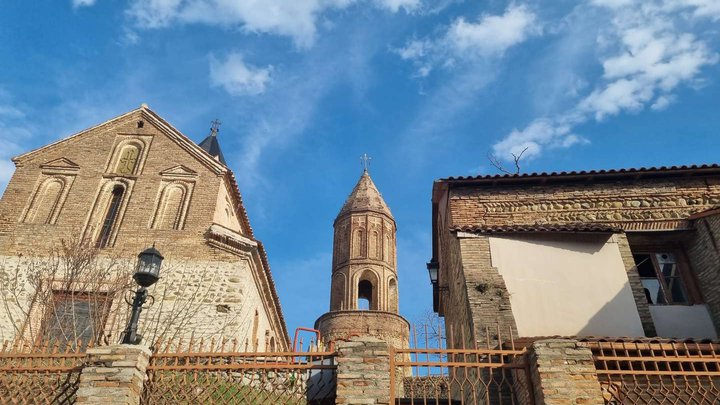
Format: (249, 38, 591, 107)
(76, 345, 151, 405)
(0, 254, 280, 350)
(335, 336, 391, 405)
(449, 177, 720, 231)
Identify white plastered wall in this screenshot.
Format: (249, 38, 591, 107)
(649, 305, 717, 339)
(488, 233, 646, 337)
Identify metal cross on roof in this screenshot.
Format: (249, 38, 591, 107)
(210, 119, 222, 136)
(360, 153, 372, 173)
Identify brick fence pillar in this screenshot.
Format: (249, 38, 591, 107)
(75, 344, 151, 405)
(336, 336, 391, 405)
(529, 339, 604, 405)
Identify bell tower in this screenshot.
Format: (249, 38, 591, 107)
(315, 166, 409, 349)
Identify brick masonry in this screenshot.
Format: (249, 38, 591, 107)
(335, 336, 391, 405)
(529, 339, 605, 405)
(435, 171, 720, 344)
(0, 106, 287, 349)
(75, 344, 151, 405)
(685, 212, 720, 331)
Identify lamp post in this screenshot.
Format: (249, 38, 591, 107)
(121, 246, 163, 345)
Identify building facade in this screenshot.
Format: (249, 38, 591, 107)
(315, 169, 409, 349)
(0, 105, 288, 350)
(429, 165, 720, 348)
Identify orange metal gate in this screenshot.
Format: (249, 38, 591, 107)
(142, 338, 337, 404)
(588, 340, 720, 404)
(390, 326, 533, 405)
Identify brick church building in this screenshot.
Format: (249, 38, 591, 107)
(0, 105, 288, 350)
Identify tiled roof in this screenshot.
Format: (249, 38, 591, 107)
(451, 223, 623, 234)
(439, 164, 720, 183)
(337, 170, 393, 219)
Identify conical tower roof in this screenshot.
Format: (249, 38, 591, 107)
(337, 170, 393, 220)
(198, 121, 227, 165)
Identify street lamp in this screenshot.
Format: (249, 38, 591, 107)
(121, 246, 163, 345)
(427, 260, 439, 285)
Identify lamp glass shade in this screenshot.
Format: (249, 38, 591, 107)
(427, 265, 438, 284)
(134, 246, 163, 287)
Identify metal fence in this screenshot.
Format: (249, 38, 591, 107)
(0, 339, 98, 405)
(142, 337, 337, 404)
(390, 325, 533, 405)
(587, 339, 720, 404)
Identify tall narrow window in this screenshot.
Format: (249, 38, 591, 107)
(25, 178, 64, 224)
(252, 309, 259, 351)
(388, 278, 398, 313)
(115, 146, 139, 175)
(369, 231, 379, 259)
(157, 185, 185, 230)
(96, 186, 124, 248)
(352, 229, 364, 258)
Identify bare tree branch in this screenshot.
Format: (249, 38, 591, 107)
(487, 147, 529, 175)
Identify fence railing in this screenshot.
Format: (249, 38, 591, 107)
(587, 339, 720, 404)
(142, 337, 337, 405)
(0, 339, 104, 405)
(390, 325, 533, 405)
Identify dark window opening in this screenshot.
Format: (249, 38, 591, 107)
(634, 252, 689, 305)
(42, 291, 109, 349)
(358, 279, 373, 310)
(96, 186, 124, 248)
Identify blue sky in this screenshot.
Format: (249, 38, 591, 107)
(1, 0, 719, 337)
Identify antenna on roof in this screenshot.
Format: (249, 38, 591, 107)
(210, 119, 221, 137)
(360, 153, 372, 173)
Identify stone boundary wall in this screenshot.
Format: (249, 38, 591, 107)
(335, 336, 391, 404)
(528, 339, 605, 405)
(76, 345, 151, 405)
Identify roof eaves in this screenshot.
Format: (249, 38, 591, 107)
(438, 164, 720, 186)
(451, 224, 624, 234)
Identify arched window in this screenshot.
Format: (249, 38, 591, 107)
(352, 229, 364, 258)
(269, 337, 276, 352)
(358, 280, 372, 310)
(369, 230, 379, 259)
(388, 278, 398, 313)
(115, 145, 140, 175)
(252, 309, 259, 351)
(25, 178, 65, 224)
(331, 273, 346, 310)
(384, 235, 391, 263)
(96, 185, 124, 248)
(157, 185, 185, 230)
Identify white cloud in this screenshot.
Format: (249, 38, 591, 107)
(397, 4, 540, 76)
(209, 52, 272, 96)
(491, 0, 719, 162)
(127, 0, 416, 48)
(375, 0, 420, 12)
(446, 5, 539, 57)
(72, 0, 96, 8)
